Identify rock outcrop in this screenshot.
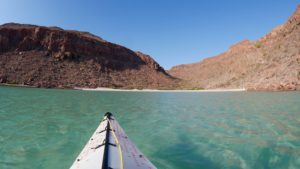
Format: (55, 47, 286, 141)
(169, 5, 300, 91)
(0, 23, 178, 89)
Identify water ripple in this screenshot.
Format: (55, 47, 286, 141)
(0, 87, 300, 169)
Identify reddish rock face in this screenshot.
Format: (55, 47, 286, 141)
(169, 5, 300, 91)
(0, 23, 178, 89)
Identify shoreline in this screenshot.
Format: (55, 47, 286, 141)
(1, 83, 298, 92)
(1, 83, 246, 92)
(1, 83, 299, 92)
(74, 87, 246, 92)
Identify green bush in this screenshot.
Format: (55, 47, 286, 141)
(255, 42, 262, 48)
(191, 87, 205, 90)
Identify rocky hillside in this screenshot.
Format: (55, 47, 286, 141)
(169, 5, 300, 91)
(0, 23, 178, 89)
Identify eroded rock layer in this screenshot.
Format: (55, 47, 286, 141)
(0, 23, 178, 89)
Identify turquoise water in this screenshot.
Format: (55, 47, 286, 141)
(0, 86, 300, 169)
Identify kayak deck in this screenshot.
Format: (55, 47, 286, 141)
(70, 112, 157, 169)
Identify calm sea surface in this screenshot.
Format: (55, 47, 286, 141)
(0, 86, 300, 169)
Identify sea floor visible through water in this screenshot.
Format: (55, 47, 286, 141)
(0, 86, 300, 169)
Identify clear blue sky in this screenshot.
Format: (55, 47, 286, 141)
(0, 0, 299, 69)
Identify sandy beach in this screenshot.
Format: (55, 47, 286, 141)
(75, 87, 246, 92)
(0, 84, 246, 92)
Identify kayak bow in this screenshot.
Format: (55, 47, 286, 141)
(70, 112, 157, 169)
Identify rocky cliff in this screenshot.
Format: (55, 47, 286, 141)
(0, 23, 178, 89)
(169, 5, 300, 91)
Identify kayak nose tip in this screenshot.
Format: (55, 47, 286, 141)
(104, 112, 113, 118)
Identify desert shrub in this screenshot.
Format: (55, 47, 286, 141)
(255, 42, 262, 48)
(191, 87, 205, 90)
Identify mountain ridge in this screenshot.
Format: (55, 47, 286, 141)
(1, 5, 300, 91)
(0, 23, 179, 89)
(169, 5, 300, 91)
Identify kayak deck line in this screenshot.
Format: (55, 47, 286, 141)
(70, 112, 157, 169)
(107, 113, 124, 169)
(102, 112, 114, 169)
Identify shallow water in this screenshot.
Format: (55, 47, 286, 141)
(0, 86, 300, 169)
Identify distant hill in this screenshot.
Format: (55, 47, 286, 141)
(0, 23, 179, 89)
(169, 5, 300, 91)
(1, 5, 300, 91)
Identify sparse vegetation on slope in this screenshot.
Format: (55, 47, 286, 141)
(169, 5, 300, 91)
